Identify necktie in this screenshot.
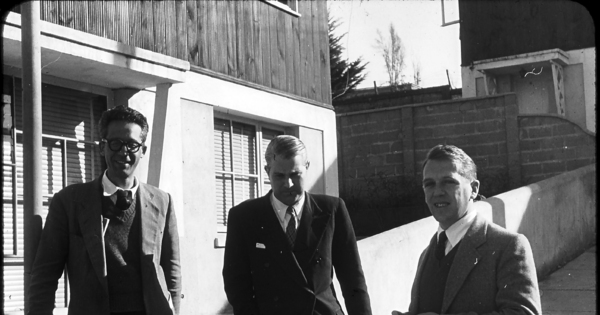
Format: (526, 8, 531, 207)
(115, 190, 133, 210)
(285, 206, 297, 248)
(435, 231, 448, 260)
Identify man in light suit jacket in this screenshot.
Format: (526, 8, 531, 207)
(223, 135, 372, 315)
(29, 106, 181, 315)
(393, 144, 541, 315)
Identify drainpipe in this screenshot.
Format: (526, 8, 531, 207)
(22, 1, 43, 312)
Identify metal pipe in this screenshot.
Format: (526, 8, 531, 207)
(21, 1, 43, 312)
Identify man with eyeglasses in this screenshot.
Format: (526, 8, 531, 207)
(29, 106, 181, 315)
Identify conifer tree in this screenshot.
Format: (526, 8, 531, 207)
(329, 11, 368, 100)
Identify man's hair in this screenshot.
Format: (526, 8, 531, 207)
(265, 135, 308, 167)
(422, 144, 477, 181)
(98, 105, 149, 142)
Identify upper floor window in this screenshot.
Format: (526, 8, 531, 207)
(262, 0, 300, 17)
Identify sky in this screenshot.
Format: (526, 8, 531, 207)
(328, 0, 462, 90)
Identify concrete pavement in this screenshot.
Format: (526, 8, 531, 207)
(538, 245, 596, 314)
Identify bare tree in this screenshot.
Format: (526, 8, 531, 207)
(412, 59, 422, 88)
(375, 23, 406, 87)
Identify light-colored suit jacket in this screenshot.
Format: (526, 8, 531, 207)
(28, 176, 181, 315)
(408, 213, 541, 315)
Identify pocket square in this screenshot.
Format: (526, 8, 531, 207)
(256, 243, 266, 249)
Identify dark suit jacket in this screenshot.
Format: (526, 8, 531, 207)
(408, 212, 541, 315)
(223, 191, 372, 315)
(28, 176, 181, 315)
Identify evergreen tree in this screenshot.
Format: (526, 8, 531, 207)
(329, 11, 368, 100)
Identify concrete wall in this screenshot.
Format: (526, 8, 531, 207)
(354, 164, 596, 314)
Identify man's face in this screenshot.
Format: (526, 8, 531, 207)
(422, 159, 479, 230)
(100, 121, 146, 187)
(265, 153, 309, 206)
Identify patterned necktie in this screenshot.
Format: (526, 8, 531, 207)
(435, 231, 448, 260)
(115, 190, 133, 210)
(285, 206, 297, 248)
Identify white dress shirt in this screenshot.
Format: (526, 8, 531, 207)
(437, 208, 477, 255)
(270, 192, 305, 232)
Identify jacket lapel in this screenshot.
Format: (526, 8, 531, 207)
(138, 183, 159, 256)
(257, 192, 310, 289)
(442, 213, 486, 313)
(410, 233, 438, 314)
(76, 177, 108, 292)
(294, 193, 331, 270)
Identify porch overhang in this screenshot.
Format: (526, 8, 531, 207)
(2, 12, 190, 90)
(472, 48, 570, 76)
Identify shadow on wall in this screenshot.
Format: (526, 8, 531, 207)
(471, 164, 596, 279)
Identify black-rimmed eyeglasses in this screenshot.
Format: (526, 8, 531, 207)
(101, 138, 144, 153)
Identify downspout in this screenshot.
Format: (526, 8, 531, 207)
(22, 1, 43, 312)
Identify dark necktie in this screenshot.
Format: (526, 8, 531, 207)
(285, 206, 297, 248)
(435, 231, 448, 260)
(115, 190, 133, 210)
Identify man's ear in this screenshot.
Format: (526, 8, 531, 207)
(99, 142, 105, 156)
(305, 161, 310, 170)
(264, 165, 270, 177)
(471, 180, 480, 198)
(141, 145, 147, 156)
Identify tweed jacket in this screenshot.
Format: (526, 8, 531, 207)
(28, 176, 181, 315)
(408, 212, 542, 315)
(223, 191, 372, 315)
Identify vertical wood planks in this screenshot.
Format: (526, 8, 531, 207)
(251, 0, 263, 84)
(298, 1, 310, 99)
(197, 0, 208, 68)
(226, 0, 238, 77)
(175, 0, 187, 61)
(291, 10, 301, 96)
(284, 13, 294, 93)
(311, 1, 322, 101)
(141, 0, 155, 51)
(116, 1, 129, 46)
(186, 0, 199, 65)
(269, 8, 280, 90)
(32, 0, 332, 104)
(153, 0, 167, 55)
(317, 1, 331, 104)
(165, 0, 177, 58)
(259, 1, 272, 88)
(129, 1, 142, 49)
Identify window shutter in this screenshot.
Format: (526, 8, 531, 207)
(2, 78, 104, 312)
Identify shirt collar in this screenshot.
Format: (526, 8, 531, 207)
(437, 208, 477, 248)
(270, 191, 306, 220)
(101, 171, 139, 197)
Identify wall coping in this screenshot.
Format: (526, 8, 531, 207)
(336, 93, 516, 117)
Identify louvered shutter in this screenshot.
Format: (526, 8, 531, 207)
(3, 78, 105, 313)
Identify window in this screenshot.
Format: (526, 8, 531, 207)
(2, 77, 105, 313)
(262, 0, 300, 17)
(213, 117, 283, 233)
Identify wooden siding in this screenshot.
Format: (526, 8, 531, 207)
(27, 0, 331, 105)
(459, 0, 595, 67)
